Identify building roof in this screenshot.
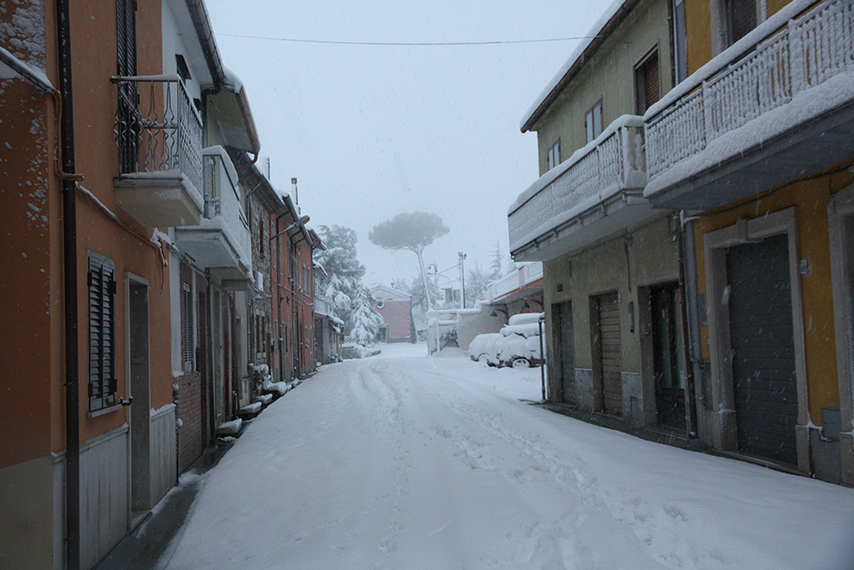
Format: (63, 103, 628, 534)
(519, 0, 640, 133)
(371, 285, 412, 302)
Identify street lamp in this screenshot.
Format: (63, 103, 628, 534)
(458, 252, 466, 309)
(520, 297, 543, 311)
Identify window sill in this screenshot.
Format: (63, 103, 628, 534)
(87, 403, 123, 419)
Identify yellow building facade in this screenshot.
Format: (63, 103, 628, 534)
(644, 0, 854, 483)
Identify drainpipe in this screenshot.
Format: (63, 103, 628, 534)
(56, 0, 80, 568)
(680, 211, 702, 438)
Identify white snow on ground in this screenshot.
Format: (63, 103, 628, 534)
(163, 345, 854, 570)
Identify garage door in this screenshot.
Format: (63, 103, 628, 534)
(596, 292, 622, 416)
(726, 234, 798, 465)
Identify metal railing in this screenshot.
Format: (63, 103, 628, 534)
(646, 0, 854, 181)
(508, 116, 646, 253)
(199, 149, 251, 270)
(112, 75, 203, 192)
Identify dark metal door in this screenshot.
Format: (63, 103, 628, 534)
(554, 301, 576, 405)
(652, 283, 687, 431)
(726, 234, 798, 464)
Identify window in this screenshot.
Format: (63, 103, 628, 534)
(713, 0, 761, 53)
(88, 252, 117, 412)
(585, 101, 603, 143)
(175, 54, 191, 84)
(726, 0, 757, 46)
(634, 48, 660, 115)
(181, 281, 193, 371)
(547, 139, 561, 170)
(259, 220, 265, 255)
(672, 0, 688, 83)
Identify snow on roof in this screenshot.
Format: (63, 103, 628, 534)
(519, 0, 628, 132)
(222, 65, 244, 94)
(0, 46, 53, 93)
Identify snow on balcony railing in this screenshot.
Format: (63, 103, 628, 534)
(645, 0, 854, 182)
(487, 262, 544, 303)
(112, 75, 203, 192)
(199, 146, 251, 271)
(508, 115, 646, 254)
(315, 294, 334, 318)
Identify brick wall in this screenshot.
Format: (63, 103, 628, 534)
(176, 371, 202, 474)
(378, 300, 412, 341)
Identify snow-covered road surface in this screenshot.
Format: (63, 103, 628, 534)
(163, 346, 854, 570)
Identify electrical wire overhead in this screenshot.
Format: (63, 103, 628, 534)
(217, 33, 599, 46)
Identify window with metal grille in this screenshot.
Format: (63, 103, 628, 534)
(88, 252, 117, 411)
(635, 48, 660, 115)
(181, 281, 193, 370)
(116, 0, 138, 174)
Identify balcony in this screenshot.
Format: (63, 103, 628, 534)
(112, 75, 204, 227)
(174, 147, 252, 281)
(644, 0, 854, 209)
(488, 263, 543, 304)
(509, 115, 648, 262)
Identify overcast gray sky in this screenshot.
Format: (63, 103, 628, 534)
(205, 0, 613, 289)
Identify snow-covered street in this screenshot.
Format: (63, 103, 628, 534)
(162, 345, 854, 570)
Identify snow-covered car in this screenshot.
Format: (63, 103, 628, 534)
(468, 313, 545, 368)
(468, 332, 503, 363)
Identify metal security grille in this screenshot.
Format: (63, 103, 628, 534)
(88, 252, 117, 411)
(181, 282, 193, 370)
(726, 234, 798, 464)
(115, 0, 138, 174)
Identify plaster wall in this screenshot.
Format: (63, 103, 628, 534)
(542, 215, 681, 412)
(533, 0, 674, 174)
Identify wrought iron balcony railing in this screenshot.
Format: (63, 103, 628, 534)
(112, 74, 203, 192)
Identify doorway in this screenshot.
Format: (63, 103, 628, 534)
(591, 292, 622, 416)
(127, 275, 150, 527)
(552, 301, 576, 405)
(650, 283, 687, 431)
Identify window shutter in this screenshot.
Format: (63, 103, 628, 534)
(88, 253, 117, 411)
(636, 51, 660, 114)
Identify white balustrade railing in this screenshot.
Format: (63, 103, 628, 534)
(487, 262, 544, 303)
(198, 147, 251, 271)
(646, 0, 854, 181)
(508, 116, 646, 254)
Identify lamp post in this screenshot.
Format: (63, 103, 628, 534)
(458, 252, 466, 309)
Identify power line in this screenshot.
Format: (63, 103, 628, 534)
(217, 33, 598, 46)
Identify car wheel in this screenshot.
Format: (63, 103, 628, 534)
(511, 357, 530, 369)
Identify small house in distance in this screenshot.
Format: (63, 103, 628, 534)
(371, 286, 414, 343)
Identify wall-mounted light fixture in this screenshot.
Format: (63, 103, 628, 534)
(520, 298, 544, 310)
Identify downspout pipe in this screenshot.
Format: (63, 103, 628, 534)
(680, 211, 703, 438)
(56, 0, 80, 568)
